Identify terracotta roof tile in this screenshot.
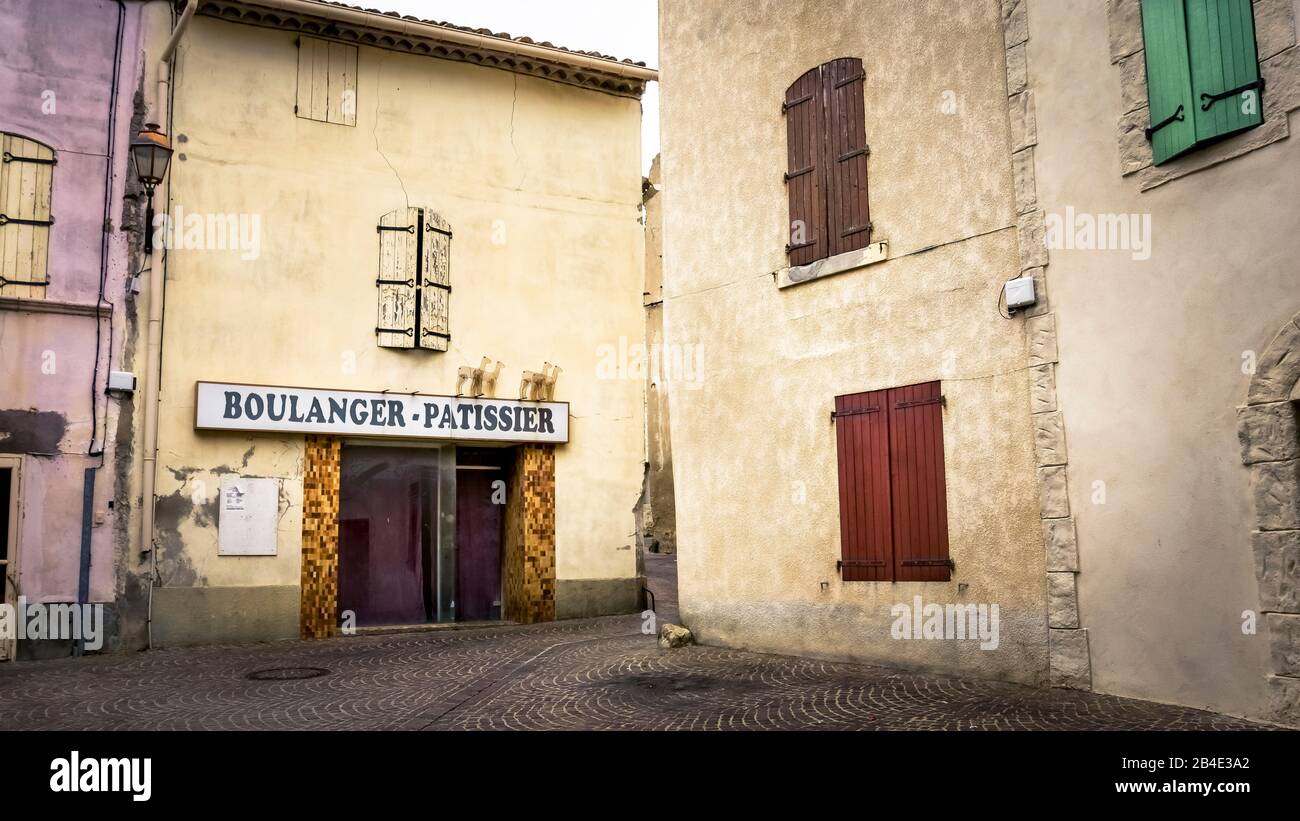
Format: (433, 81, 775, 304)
(314, 1, 648, 67)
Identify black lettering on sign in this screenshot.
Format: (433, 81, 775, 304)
(246, 394, 265, 420)
(224, 391, 242, 419)
(306, 398, 326, 424)
(388, 400, 405, 427)
(539, 407, 554, 434)
(484, 406, 498, 431)
(370, 399, 385, 426)
(328, 398, 347, 424)
(267, 394, 286, 421)
(350, 399, 368, 425)
(289, 396, 305, 423)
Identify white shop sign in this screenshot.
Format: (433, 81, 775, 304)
(194, 381, 569, 444)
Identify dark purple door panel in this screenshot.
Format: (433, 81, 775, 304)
(456, 468, 503, 621)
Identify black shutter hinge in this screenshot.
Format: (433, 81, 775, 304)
(1144, 104, 1185, 140)
(783, 165, 813, 183)
(2, 151, 56, 166)
(0, 214, 53, 227)
(1200, 77, 1264, 111)
(377, 224, 416, 233)
(830, 405, 881, 421)
(901, 559, 955, 570)
(894, 395, 944, 410)
(781, 92, 814, 114)
(375, 327, 414, 337)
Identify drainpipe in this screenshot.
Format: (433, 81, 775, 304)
(140, 0, 196, 650)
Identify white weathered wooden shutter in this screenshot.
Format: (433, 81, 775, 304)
(420, 210, 451, 351)
(0, 133, 54, 299)
(375, 207, 419, 348)
(296, 37, 357, 127)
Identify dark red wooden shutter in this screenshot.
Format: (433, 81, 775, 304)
(784, 67, 827, 265)
(886, 382, 950, 582)
(823, 57, 871, 256)
(834, 389, 893, 581)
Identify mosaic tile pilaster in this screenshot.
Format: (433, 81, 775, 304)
(300, 435, 341, 639)
(504, 445, 556, 624)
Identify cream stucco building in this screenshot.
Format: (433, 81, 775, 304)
(660, 0, 1050, 685)
(130, 0, 655, 645)
(660, 0, 1300, 726)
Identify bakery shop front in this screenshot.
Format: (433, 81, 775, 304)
(195, 382, 570, 637)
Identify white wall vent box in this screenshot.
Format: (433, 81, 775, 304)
(1004, 276, 1037, 311)
(107, 371, 137, 392)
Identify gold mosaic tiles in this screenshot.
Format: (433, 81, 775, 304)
(299, 435, 341, 639)
(504, 445, 556, 624)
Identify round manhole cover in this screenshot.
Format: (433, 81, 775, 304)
(245, 666, 331, 681)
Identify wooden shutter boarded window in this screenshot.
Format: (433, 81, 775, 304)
(0, 133, 54, 299)
(1141, 0, 1263, 165)
(420, 211, 452, 351)
(296, 37, 357, 127)
(783, 58, 871, 265)
(887, 381, 950, 582)
(783, 67, 827, 265)
(824, 58, 871, 258)
(834, 389, 893, 581)
(1185, 0, 1264, 141)
(376, 207, 419, 348)
(375, 206, 452, 350)
(834, 381, 950, 582)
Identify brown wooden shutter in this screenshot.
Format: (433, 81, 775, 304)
(823, 57, 871, 256)
(783, 66, 827, 265)
(375, 207, 418, 348)
(887, 381, 950, 582)
(419, 210, 451, 351)
(834, 389, 893, 581)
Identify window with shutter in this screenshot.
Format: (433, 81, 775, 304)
(833, 381, 951, 582)
(375, 206, 452, 351)
(1141, 0, 1263, 165)
(783, 58, 871, 265)
(296, 37, 357, 127)
(0, 132, 55, 299)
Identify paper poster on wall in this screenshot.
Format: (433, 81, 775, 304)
(218, 476, 279, 556)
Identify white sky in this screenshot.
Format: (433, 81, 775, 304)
(356, 0, 660, 173)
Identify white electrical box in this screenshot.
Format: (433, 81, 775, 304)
(107, 370, 137, 392)
(1005, 276, 1037, 311)
(218, 476, 279, 556)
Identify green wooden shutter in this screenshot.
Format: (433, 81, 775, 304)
(1185, 0, 1263, 142)
(1141, 0, 1197, 164)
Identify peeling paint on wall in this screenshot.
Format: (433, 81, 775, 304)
(0, 409, 67, 454)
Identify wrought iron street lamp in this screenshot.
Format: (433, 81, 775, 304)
(130, 126, 173, 254)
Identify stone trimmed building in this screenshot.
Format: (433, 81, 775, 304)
(660, 0, 1300, 725)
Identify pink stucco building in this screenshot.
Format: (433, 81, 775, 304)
(0, 0, 149, 656)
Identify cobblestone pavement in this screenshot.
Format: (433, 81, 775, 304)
(0, 614, 1271, 730)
